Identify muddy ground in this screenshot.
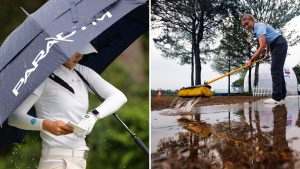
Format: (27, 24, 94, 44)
(151, 96, 266, 110)
(151, 96, 300, 169)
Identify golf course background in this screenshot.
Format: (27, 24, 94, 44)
(0, 1, 149, 168)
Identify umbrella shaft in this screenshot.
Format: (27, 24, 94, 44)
(74, 70, 149, 154)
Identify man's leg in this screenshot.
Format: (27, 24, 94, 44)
(271, 38, 287, 101)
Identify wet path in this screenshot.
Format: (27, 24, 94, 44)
(151, 96, 300, 169)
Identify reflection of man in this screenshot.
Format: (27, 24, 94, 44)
(271, 105, 295, 169)
(272, 105, 290, 152)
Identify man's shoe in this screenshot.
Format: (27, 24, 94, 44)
(264, 98, 283, 105)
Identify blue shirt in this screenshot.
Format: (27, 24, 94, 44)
(253, 22, 281, 45)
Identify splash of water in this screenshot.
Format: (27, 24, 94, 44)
(177, 98, 201, 112)
(170, 97, 181, 108)
(169, 98, 201, 114)
(174, 99, 184, 109)
(160, 98, 201, 116)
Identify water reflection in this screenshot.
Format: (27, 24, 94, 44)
(152, 96, 300, 169)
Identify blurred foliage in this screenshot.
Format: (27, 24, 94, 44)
(0, 0, 47, 44)
(0, 1, 149, 169)
(293, 64, 300, 84)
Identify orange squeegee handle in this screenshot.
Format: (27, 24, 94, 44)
(207, 58, 266, 85)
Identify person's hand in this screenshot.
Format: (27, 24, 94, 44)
(264, 53, 270, 60)
(246, 59, 254, 67)
(75, 112, 98, 138)
(42, 120, 74, 136)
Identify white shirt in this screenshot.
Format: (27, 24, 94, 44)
(8, 64, 127, 150)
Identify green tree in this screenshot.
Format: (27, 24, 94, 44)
(231, 70, 248, 92)
(293, 64, 300, 84)
(212, 14, 255, 94)
(0, 0, 47, 43)
(152, 0, 231, 86)
(231, 77, 244, 91)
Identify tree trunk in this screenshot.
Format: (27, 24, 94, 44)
(191, 21, 196, 86)
(191, 50, 194, 86)
(254, 63, 259, 87)
(248, 67, 252, 92)
(228, 57, 231, 96)
(195, 114, 200, 121)
(254, 41, 260, 87)
(228, 75, 231, 96)
(194, 47, 201, 85)
(194, 6, 204, 85)
(248, 52, 252, 92)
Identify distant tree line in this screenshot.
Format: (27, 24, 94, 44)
(152, 0, 300, 95)
(151, 89, 178, 97)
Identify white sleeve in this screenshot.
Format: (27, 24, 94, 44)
(8, 83, 45, 130)
(78, 65, 127, 119)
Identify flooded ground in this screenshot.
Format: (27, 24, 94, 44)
(151, 96, 300, 169)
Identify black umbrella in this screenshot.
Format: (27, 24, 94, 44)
(0, 0, 148, 153)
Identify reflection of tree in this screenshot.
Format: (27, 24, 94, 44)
(153, 131, 211, 169)
(237, 109, 247, 123)
(296, 96, 300, 127)
(228, 111, 231, 129)
(249, 105, 254, 139)
(254, 110, 270, 146)
(296, 111, 300, 128)
(251, 101, 272, 149)
(155, 132, 189, 153)
(194, 114, 200, 122)
(189, 133, 199, 164)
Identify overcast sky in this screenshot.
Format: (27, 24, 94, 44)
(150, 16, 300, 91)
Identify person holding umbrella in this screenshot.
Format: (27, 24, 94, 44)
(242, 14, 288, 104)
(7, 43, 127, 169)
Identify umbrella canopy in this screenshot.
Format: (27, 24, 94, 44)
(82, 3, 148, 73)
(0, 0, 148, 125)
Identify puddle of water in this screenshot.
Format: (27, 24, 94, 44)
(151, 96, 300, 169)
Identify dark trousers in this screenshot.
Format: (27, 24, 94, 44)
(270, 35, 288, 101)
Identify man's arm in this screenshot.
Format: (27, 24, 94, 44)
(246, 35, 267, 66)
(74, 65, 127, 138)
(8, 94, 44, 130)
(8, 83, 73, 135)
